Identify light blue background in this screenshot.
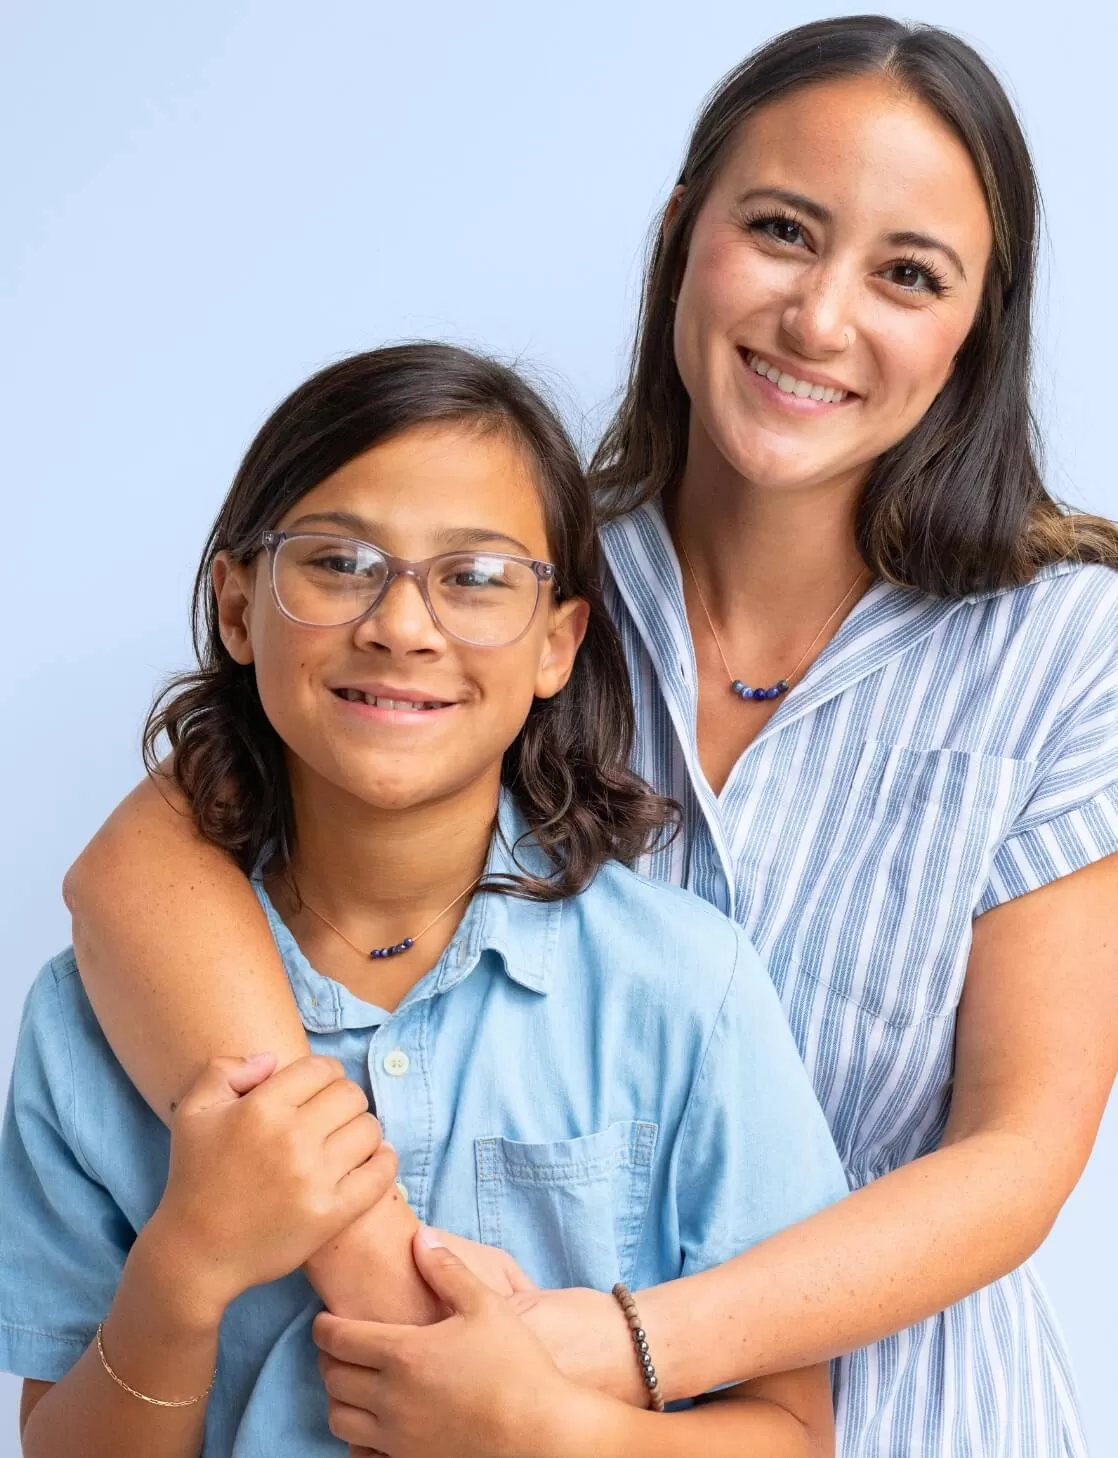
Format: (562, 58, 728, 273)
(1, 1, 1114, 1452)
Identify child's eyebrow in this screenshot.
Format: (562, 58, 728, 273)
(285, 510, 533, 556)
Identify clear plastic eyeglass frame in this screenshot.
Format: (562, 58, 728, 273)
(259, 529, 558, 647)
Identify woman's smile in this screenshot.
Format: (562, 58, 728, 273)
(740, 349, 856, 412)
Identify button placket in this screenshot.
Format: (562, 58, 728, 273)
(369, 1017, 424, 1220)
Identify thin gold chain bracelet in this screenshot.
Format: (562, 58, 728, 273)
(95, 1322, 216, 1409)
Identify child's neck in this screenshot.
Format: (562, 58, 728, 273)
(267, 766, 500, 1011)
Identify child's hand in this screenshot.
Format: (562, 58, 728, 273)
(151, 1053, 396, 1316)
(314, 1230, 615, 1458)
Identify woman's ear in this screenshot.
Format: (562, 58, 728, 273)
(212, 553, 256, 665)
(663, 185, 688, 301)
(663, 184, 686, 239)
(533, 597, 590, 701)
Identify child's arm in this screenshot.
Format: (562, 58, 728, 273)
(316, 1239, 833, 1456)
(63, 773, 442, 1324)
(19, 1223, 224, 1458)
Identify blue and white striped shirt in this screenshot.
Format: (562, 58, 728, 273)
(601, 499, 1118, 1458)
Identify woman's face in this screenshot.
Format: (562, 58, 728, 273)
(672, 73, 995, 497)
(214, 423, 587, 817)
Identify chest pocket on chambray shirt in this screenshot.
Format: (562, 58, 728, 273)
(475, 1121, 657, 1291)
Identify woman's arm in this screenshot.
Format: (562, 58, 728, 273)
(519, 852, 1118, 1402)
(63, 774, 441, 1324)
(315, 1235, 835, 1458)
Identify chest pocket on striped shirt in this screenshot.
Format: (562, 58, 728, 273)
(789, 741, 1029, 1024)
(474, 1121, 657, 1291)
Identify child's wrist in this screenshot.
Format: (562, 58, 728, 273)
(135, 1210, 235, 1331)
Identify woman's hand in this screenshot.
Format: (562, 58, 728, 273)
(315, 1230, 615, 1458)
(152, 1053, 397, 1318)
(507, 1283, 646, 1404)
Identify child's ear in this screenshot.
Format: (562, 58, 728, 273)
(212, 553, 257, 665)
(533, 597, 590, 701)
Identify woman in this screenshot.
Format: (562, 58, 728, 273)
(62, 16, 1118, 1458)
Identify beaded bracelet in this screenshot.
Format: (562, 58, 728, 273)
(95, 1322, 216, 1409)
(611, 1282, 666, 1412)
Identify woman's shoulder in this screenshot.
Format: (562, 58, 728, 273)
(966, 560, 1118, 676)
(971, 559, 1118, 617)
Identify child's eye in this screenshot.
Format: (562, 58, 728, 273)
(444, 565, 506, 590)
(311, 554, 360, 574)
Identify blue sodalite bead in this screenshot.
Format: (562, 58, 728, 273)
(731, 679, 745, 695)
(752, 688, 767, 701)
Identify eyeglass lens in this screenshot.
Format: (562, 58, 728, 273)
(271, 534, 543, 646)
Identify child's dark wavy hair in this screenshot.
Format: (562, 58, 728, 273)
(144, 343, 677, 899)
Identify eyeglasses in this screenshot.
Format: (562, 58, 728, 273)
(260, 531, 558, 647)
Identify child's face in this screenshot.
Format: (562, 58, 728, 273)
(213, 423, 588, 816)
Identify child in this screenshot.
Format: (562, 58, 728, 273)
(1, 344, 847, 1457)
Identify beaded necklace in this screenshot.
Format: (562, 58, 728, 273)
(678, 539, 870, 703)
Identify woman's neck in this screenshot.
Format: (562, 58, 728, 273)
(267, 763, 500, 1008)
(670, 424, 869, 630)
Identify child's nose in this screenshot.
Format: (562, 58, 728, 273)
(354, 573, 446, 653)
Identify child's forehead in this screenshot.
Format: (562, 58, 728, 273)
(281, 424, 552, 554)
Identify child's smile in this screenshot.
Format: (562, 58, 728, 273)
(214, 421, 587, 819)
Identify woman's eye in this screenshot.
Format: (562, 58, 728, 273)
(749, 214, 806, 247)
(881, 260, 943, 295)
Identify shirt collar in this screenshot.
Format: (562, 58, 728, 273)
(600, 498, 1074, 756)
(255, 792, 562, 1033)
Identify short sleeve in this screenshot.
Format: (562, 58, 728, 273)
(0, 965, 134, 1381)
(675, 929, 849, 1277)
(978, 573, 1118, 913)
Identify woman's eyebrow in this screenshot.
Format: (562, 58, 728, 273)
(736, 188, 967, 280)
(285, 511, 531, 554)
(737, 186, 832, 222)
(885, 229, 967, 280)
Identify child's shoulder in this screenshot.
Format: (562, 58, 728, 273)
(16, 949, 146, 1125)
(566, 858, 763, 1010)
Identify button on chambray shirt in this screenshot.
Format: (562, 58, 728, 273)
(0, 798, 848, 1457)
(602, 500, 1118, 1458)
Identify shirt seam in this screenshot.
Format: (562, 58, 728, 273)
(47, 958, 107, 1186)
(674, 926, 743, 1154)
(0, 1318, 89, 1346)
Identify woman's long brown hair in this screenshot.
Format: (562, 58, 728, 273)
(591, 15, 1118, 595)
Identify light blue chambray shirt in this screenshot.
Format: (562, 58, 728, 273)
(0, 797, 848, 1457)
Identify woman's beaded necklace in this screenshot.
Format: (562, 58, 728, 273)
(299, 877, 482, 960)
(678, 539, 870, 703)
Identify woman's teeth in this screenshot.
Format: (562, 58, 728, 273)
(747, 353, 848, 403)
(336, 689, 444, 710)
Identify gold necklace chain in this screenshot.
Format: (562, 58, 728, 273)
(678, 538, 871, 703)
(299, 876, 482, 961)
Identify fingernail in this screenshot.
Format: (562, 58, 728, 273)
(419, 1226, 444, 1249)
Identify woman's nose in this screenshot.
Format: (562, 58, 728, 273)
(780, 264, 855, 357)
(354, 573, 446, 654)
